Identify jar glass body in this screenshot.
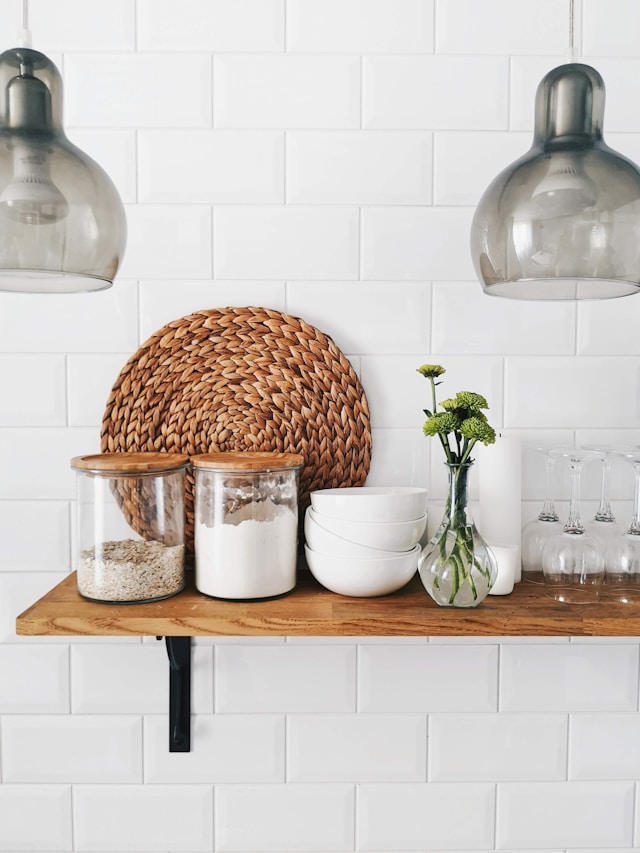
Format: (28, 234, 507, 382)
(74, 466, 186, 603)
(419, 462, 497, 607)
(194, 464, 300, 600)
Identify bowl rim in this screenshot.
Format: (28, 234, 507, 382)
(307, 506, 427, 529)
(304, 542, 421, 562)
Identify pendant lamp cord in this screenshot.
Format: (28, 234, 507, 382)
(18, 0, 32, 48)
(568, 0, 577, 62)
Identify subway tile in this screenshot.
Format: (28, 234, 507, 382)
(214, 207, 358, 280)
(119, 205, 212, 280)
(432, 282, 576, 355)
(578, 295, 640, 355)
(583, 60, 640, 132)
(67, 354, 129, 427)
(138, 131, 284, 204)
(215, 55, 360, 129)
(357, 782, 495, 850)
(0, 500, 69, 571)
(287, 713, 426, 782)
(64, 54, 212, 128)
(583, 0, 640, 56)
(144, 714, 285, 783)
(287, 131, 431, 205)
(429, 713, 568, 781)
(288, 0, 434, 53)
(363, 56, 508, 130)
(361, 354, 503, 432)
(569, 713, 640, 780)
(0, 571, 67, 642)
(500, 644, 639, 711)
(358, 644, 498, 712)
(0, 785, 72, 851)
(72, 644, 213, 714)
(137, 0, 284, 51)
(215, 644, 356, 712)
(362, 207, 475, 280)
(73, 785, 213, 852)
(139, 280, 286, 340)
(504, 357, 640, 429)
(497, 781, 634, 848)
(286, 281, 431, 355)
(0, 428, 98, 499)
(0, 645, 69, 713)
(1, 715, 142, 783)
(509, 57, 569, 132)
(367, 428, 430, 490)
(29, 0, 134, 50)
(434, 131, 531, 206)
(436, 0, 569, 55)
(66, 130, 137, 204)
(215, 784, 354, 851)
(0, 280, 138, 353)
(0, 354, 66, 426)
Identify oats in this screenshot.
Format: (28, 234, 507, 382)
(78, 538, 184, 602)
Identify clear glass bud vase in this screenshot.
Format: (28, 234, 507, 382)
(419, 462, 497, 607)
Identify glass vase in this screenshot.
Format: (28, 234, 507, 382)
(418, 461, 497, 607)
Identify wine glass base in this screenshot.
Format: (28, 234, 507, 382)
(522, 569, 544, 585)
(543, 579, 602, 604)
(604, 575, 640, 604)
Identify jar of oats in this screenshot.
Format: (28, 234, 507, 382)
(71, 452, 189, 603)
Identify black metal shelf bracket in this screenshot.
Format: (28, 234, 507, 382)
(163, 636, 192, 752)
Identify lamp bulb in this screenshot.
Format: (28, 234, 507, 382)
(0, 141, 68, 224)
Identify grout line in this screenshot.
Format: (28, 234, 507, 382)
(565, 712, 571, 781)
(283, 713, 288, 782)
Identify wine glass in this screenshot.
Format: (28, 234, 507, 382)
(604, 449, 640, 603)
(541, 448, 604, 603)
(521, 447, 563, 584)
(582, 447, 624, 544)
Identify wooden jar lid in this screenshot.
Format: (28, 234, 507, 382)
(71, 452, 190, 474)
(191, 451, 304, 471)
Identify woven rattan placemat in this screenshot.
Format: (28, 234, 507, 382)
(101, 306, 372, 554)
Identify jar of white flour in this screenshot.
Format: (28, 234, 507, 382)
(192, 451, 303, 600)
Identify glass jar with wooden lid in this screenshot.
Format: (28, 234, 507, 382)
(70, 452, 189, 603)
(192, 451, 303, 600)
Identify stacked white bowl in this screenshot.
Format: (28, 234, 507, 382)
(304, 487, 428, 597)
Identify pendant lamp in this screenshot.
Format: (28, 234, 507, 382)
(0, 15, 126, 293)
(471, 61, 640, 300)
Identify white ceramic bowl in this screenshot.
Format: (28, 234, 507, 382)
(309, 486, 428, 523)
(307, 506, 427, 552)
(304, 508, 403, 557)
(304, 544, 420, 597)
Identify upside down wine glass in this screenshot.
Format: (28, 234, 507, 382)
(583, 447, 624, 544)
(521, 448, 563, 584)
(604, 449, 640, 603)
(541, 448, 604, 603)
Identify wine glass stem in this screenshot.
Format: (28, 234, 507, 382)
(539, 454, 559, 521)
(629, 462, 640, 535)
(564, 458, 584, 533)
(594, 457, 615, 522)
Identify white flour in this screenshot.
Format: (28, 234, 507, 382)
(195, 500, 298, 599)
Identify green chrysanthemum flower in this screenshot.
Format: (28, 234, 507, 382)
(423, 411, 461, 437)
(459, 416, 496, 446)
(417, 364, 446, 379)
(455, 391, 489, 412)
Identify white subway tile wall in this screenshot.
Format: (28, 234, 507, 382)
(3, 1, 640, 852)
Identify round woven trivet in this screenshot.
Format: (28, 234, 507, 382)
(101, 306, 372, 555)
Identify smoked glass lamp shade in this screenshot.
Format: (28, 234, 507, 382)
(471, 63, 640, 300)
(0, 47, 126, 293)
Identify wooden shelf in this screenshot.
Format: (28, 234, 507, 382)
(15, 570, 640, 637)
